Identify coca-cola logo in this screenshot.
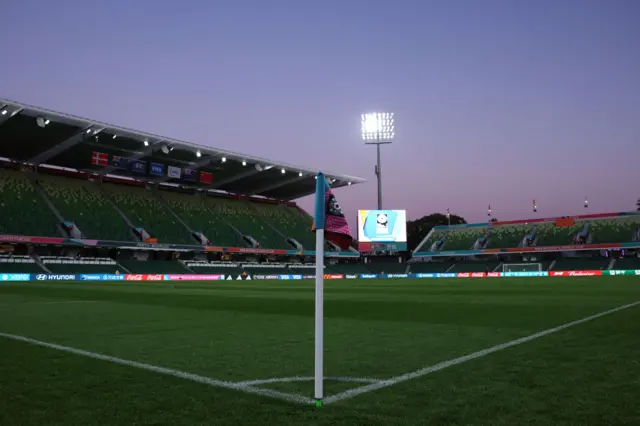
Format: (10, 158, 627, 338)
(457, 273, 470, 278)
(126, 274, 143, 281)
(471, 273, 486, 278)
(147, 274, 163, 281)
(487, 272, 500, 277)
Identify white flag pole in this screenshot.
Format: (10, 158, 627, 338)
(314, 228, 325, 406)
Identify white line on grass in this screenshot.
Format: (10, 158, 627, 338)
(323, 300, 640, 405)
(0, 332, 314, 405)
(236, 376, 381, 386)
(0, 300, 99, 308)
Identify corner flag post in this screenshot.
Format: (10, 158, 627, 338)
(313, 172, 326, 407)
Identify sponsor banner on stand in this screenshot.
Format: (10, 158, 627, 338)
(416, 273, 436, 278)
(487, 272, 501, 277)
(345, 274, 358, 279)
(386, 274, 409, 279)
(550, 270, 602, 277)
(457, 272, 487, 278)
(34, 274, 77, 281)
(165, 274, 224, 281)
(603, 270, 636, 276)
(303, 275, 316, 279)
(125, 274, 164, 281)
(80, 274, 125, 281)
(502, 271, 548, 277)
(278, 275, 303, 280)
(436, 273, 456, 278)
(0, 273, 31, 281)
(359, 274, 378, 279)
(324, 274, 344, 280)
(251, 275, 279, 280)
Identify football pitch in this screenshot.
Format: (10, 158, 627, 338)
(1, 277, 639, 425)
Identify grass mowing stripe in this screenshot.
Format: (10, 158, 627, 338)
(324, 300, 640, 405)
(0, 332, 315, 405)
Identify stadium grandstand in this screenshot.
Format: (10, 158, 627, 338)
(1, 97, 640, 276)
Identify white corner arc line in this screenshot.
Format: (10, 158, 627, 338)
(0, 332, 314, 405)
(324, 300, 640, 405)
(236, 376, 381, 386)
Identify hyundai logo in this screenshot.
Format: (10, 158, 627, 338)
(36, 274, 46, 280)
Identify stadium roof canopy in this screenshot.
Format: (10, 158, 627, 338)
(0, 98, 365, 200)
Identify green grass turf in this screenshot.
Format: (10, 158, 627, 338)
(1, 277, 639, 425)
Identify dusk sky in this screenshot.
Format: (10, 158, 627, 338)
(2, 0, 639, 226)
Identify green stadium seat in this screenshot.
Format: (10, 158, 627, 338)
(488, 224, 530, 248)
(38, 175, 132, 241)
(588, 217, 640, 244)
(535, 221, 584, 246)
(0, 255, 45, 273)
(408, 262, 454, 273)
(161, 191, 246, 248)
(103, 184, 194, 244)
(205, 197, 291, 249)
(0, 169, 60, 237)
(118, 259, 189, 274)
(552, 258, 609, 271)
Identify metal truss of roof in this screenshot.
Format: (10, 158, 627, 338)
(0, 98, 365, 200)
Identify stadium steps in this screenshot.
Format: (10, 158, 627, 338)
(0, 255, 46, 273)
(32, 254, 51, 273)
(161, 191, 247, 248)
(36, 174, 134, 241)
(101, 183, 195, 245)
(0, 168, 64, 237)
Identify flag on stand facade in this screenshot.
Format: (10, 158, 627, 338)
(91, 151, 108, 166)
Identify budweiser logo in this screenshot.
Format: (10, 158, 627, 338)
(568, 271, 598, 277)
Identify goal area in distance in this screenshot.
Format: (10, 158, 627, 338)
(502, 263, 543, 272)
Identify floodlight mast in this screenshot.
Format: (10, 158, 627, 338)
(361, 112, 394, 210)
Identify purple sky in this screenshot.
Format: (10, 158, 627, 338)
(2, 0, 639, 226)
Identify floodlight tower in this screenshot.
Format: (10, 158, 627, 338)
(361, 112, 394, 210)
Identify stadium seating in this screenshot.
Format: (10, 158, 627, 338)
(161, 191, 246, 247)
(41, 256, 118, 273)
(612, 257, 640, 270)
(422, 227, 487, 251)
(0, 169, 61, 237)
(0, 255, 44, 273)
(535, 221, 584, 246)
(202, 197, 292, 249)
(449, 260, 501, 273)
(408, 262, 455, 273)
(487, 224, 529, 249)
(249, 202, 316, 249)
(588, 217, 640, 244)
(242, 263, 291, 275)
(102, 184, 194, 245)
(38, 175, 132, 241)
(551, 258, 609, 271)
(118, 259, 190, 274)
(184, 261, 245, 276)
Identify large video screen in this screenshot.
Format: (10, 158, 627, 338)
(357, 210, 407, 243)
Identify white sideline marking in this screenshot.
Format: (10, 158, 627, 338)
(236, 376, 381, 386)
(0, 332, 314, 405)
(324, 300, 640, 405)
(0, 300, 98, 308)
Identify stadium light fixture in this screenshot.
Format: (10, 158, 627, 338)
(196, 150, 201, 158)
(298, 172, 303, 177)
(348, 181, 351, 185)
(281, 168, 286, 174)
(361, 112, 394, 210)
(86, 128, 92, 134)
(0, 109, 7, 116)
(242, 160, 247, 166)
(112, 135, 117, 139)
(221, 157, 227, 163)
(143, 140, 149, 146)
